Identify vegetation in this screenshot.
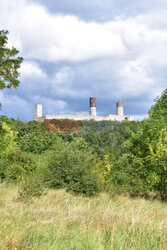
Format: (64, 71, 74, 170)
(0, 89, 167, 201)
(0, 184, 166, 249)
(0, 30, 23, 90)
(110, 89, 167, 200)
(1, 29, 166, 248)
(42, 145, 103, 196)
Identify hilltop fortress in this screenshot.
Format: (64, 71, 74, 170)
(34, 98, 134, 122)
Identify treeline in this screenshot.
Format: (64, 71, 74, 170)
(0, 89, 167, 200)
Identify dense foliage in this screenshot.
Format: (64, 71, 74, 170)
(108, 89, 167, 199)
(42, 146, 103, 196)
(0, 30, 23, 90)
(0, 89, 166, 199)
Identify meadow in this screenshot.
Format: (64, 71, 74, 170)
(0, 89, 167, 249)
(0, 183, 167, 250)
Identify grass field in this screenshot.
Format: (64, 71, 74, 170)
(0, 183, 167, 250)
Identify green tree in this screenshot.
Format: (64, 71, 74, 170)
(149, 89, 167, 121)
(0, 30, 23, 90)
(106, 89, 167, 199)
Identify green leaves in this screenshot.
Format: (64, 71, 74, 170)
(0, 30, 23, 90)
(18, 131, 64, 154)
(106, 89, 167, 199)
(126, 89, 167, 199)
(43, 145, 102, 196)
(149, 89, 167, 122)
(0, 122, 17, 159)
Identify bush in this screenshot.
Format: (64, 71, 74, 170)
(0, 159, 6, 180)
(0, 122, 17, 159)
(107, 89, 167, 200)
(18, 174, 46, 202)
(42, 146, 103, 196)
(0, 122, 18, 181)
(18, 131, 63, 154)
(4, 149, 37, 181)
(106, 154, 147, 197)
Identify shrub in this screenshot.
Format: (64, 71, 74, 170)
(0, 122, 17, 159)
(18, 131, 63, 154)
(108, 89, 167, 200)
(144, 128, 167, 200)
(70, 137, 91, 152)
(43, 146, 102, 196)
(4, 149, 37, 181)
(0, 122, 18, 180)
(18, 174, 46, 202)
(106, 153, 147, 197)
(0, 159, 6, 180)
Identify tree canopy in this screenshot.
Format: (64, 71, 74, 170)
(0, 30, 23, 90)
(149, 89, 167, 121)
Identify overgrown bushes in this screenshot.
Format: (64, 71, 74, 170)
(18, 131, 63, 154)
(0, 89, 167, 200)
(38, 144, 103, 196)
(0, 121, 17, 160)
(18, 174, 46, 201)
(4, 149, 37, 181)
(106, 89, 167, 200)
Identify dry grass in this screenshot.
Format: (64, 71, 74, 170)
(0, 183, 167, 249)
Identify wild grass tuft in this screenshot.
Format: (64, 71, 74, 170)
(0, 184, 166, 249)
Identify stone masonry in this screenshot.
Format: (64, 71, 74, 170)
(34, 98, 134, 122)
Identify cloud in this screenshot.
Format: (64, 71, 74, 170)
(2, 0, 167, 67)
(0, 91, 32, 121)
(0, 0, 167, 121)
(20, 61, 47, 79)
(0, 0, 125, 62)
(51, 67, 73, 85)
(118, 59, 153, 97)
(32, 95, 67, 115)
(1, 0, 167, 73)
(35, 0, 167, 21)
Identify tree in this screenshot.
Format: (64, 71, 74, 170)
(0, 30, 23, 169)
(124, 89, 167, 199)
(149, 89, 167, 122)
(107, 89, 167, 199)
(0, 30, 23, 90)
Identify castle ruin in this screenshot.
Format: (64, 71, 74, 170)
(34, 98, 134, 122)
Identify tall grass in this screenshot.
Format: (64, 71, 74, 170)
(0, 183, 166, 249)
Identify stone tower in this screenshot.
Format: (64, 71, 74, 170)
(116, 102, 124, 116)
(34, 104, 42, 121)
(89, 97, 96, 116)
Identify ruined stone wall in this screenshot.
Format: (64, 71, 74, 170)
(34, 98, 134, 122)
(36, 114, 134, 122)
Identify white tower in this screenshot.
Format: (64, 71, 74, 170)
(89, 97, 96, 116)
(34, 104, 42, 121)
(116, 102, 124, 116)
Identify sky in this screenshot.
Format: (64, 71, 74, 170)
(0, 0, 167, 121)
